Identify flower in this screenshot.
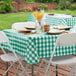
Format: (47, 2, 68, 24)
(33, 11, 44, 22)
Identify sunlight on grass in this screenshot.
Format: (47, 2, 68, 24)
(0, 12, 31, 30)
(0, 10, 76, 30)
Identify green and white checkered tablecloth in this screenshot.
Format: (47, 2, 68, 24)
(28, 13, 76, 27)
(1, 29, 76, 65)
(28, 13, 36, 22)
(64, 17, 76, 27)
(46, 16, 76, 27)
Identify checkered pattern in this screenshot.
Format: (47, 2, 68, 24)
(28, 14, 76, 27)
(27, 13, 36, 22)
(64, 17, 76, 27)
(46, 16, 67, 26)
(46, 16, 76, 27)
(2, 30, 39, 65)
(2, 29, 76, 65)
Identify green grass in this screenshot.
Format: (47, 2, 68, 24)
(0, 12, 31, 30)
(0, 10, 76, 30)
(47, 10, 76, 15)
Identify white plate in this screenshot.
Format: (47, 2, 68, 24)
(47, 29, 65, 35)
(54, 25, 71, 30)
(15, 29, 31, 33)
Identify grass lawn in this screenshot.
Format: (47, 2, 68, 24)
(47, 10, 76, 15)
(0, 12, 31, 30)
(0, 10, 76, 30)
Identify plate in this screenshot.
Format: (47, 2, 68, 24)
(47, 30, 65, 35)
(15, 29, 31, 33)
(54, 25, 71, 30)
(25, 26, 36, 30)
(48, 13, 54, 16)
(58, 26, 71, 30)
(15, 28, 38, 34)
(72, 15, 76, 17)
(20, 31, 38, 34)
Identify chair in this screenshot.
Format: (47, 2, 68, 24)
(65, 17, 76, 27)
(12, 22, 36, 30)
(45, 33, 76, 76)
(71, 24, 76, 33)
(0, 31, 29, 76)
(12, 22, 46, 74)
(45, 16, 67, 26)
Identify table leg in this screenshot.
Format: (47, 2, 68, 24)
(6, 62, 8, 76)
(32, 65, 34, 76)
(56, 65, 58, 76)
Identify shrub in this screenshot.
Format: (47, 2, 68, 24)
(65, 1, 71, 9)
(57, 4, 66, 10)
(19, 8, 32, 12)
(19, 8, 26, 12)
(57, 0, 71, 10)
(25, 8, 32, 12)
(57, 0, 66, 10)
(69, 5, 76, 10)
(1, 5, 13, 12)
(39, 4, 48, 11)
(0, 5, 6, 13)
(0, 0, 13, 13)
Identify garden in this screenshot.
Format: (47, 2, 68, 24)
(0, 0, 76, 76)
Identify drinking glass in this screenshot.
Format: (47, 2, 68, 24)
(33, 11, 44, 33)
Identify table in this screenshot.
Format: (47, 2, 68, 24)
(1, 28, 76, 76)
(2, 29, 76, 64)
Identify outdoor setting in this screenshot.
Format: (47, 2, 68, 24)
(0, 0, 76, 76)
